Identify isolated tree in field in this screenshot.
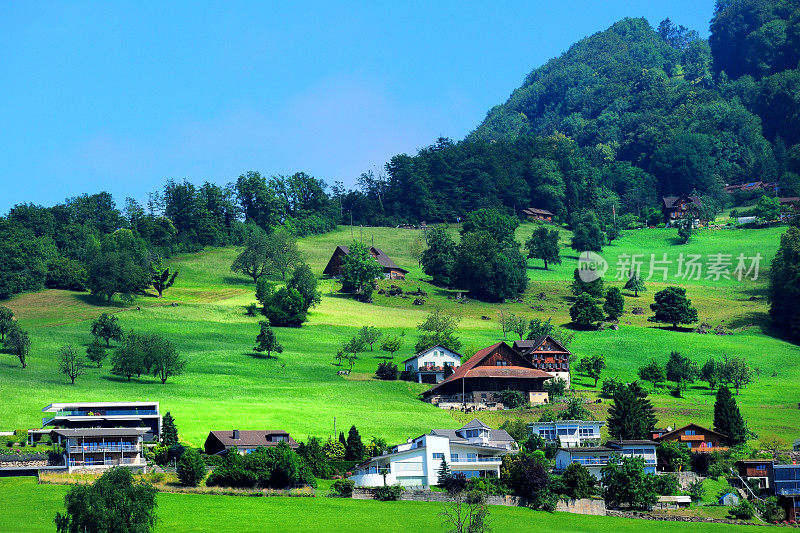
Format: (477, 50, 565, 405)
(421, 225, 456, 286)
(569, 293, 604, 329)
(91, 313, 123, 347)
(162, 412, 179, 446)
(149, 257, 178, 297)
(416, 309, 462, 353)
(607, 382, 657, 440)
(624, 273, 646, 297)
(177, 447, 206, 487)
(86, 337, 107, 368)
(231, 229, 270, 282)
(149, 335, 186, 384)
(267, 228, 301, 280)
(581, 354, 606, 387)
(341, 241, 382, 302)
(571, 268, 605, 297)
(638, 358, 666, 389)
(604, 287, 624, 320)
(676, 217, 692, 244)
(254, 321, 283, 357)
(359, 326, 382, 351)
(508, 314, 528, 340)
(288, 262, 321, 310)
(714, 386, 747, 445)
(453, 230, 528, 302)
(58, 345, 85, 385)
(754, 194, 781, 224)
(55, 467, 157, 533)
(4, 324, 30, 368)
(259, 282, 308, 327)
(570, 210, 605, 252)
(345, 352, 359, 371)
(111, 332, 143, 381)
(648, 286, 698, 329)
(525, 226, 561, 269)
(345, 425, 366, 461)
(722, 354, 753, 395)
(769, 227, 800, 341)
(700, 357, 721, 389)
(665, 351, 697, 390)
(0, 306, 13, 340)
(380, 334, 403, 358)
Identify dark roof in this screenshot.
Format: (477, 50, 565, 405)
(523, 207, 554, 216)
(401, 345, 463, 364)
(607, 440, 658, 446)
(52, 428, 149, 437)
(662, 196, 701, 209)
(461, 418, 490, 430)
(512, 335, 571, 355)
(327, 245, 408, 274)
(653, 423, 728, 442)
(207, 430, 298, 449)
(421, 342, 553, 397)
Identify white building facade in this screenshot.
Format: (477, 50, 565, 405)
(554, 440, 657, 480)
(402, 345, 463, 384)
(350, 419, 515, 488)
(528, 420, 604, 447)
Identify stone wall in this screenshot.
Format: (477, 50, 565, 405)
(0, 460, 48, 468)
(672, 471, 703, 490)
(606, 510, 787, 527)
(555, 498, 606, 515)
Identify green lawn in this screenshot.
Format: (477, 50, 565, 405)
(0, 477, 769, 532)
(0, 224, 798, 448)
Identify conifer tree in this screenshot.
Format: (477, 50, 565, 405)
(437, 457, 451, 485)
(162, 412, 179, 447)
(713, 386, 747, 445)
(607, 382, 657, 440)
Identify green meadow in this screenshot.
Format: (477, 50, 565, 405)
(1, 224, 798, 448)
(0, 477, 767, 533)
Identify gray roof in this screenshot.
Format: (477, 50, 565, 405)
(207, 430, 298, 449)
(607, 440, 657, 446)
(52, 428, 149, 437)
(401, 344, 463, 365)
(461, 418, 491, 430)
(558, 446, 615, 453)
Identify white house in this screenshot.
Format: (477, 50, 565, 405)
(50, 428, 148, 472)
(401, 345, 463, 384)
(350, 419, 515, 488)
(528, 419, 604, 448)
(554, 439, 657, 480)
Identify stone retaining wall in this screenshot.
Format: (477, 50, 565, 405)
(607, 510, 797, 527)
(556, 498, 606, 515)
(0, 460, 48, 468)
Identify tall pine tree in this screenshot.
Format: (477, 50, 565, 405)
(345, 425, 366, 461)
(437, 457, 451, 485)
(713, 386, 747, 445)
(607, 382, 657, 440)
(162, 411, 179, 446)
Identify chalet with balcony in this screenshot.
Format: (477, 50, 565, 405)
(554, 440, 657, 480)
(204, 429, 299, 455)
(420, 342, 554, 408)
(28, 401, 161, 444)
(51, 428, 147, 472)
(402, 345, 463, 384)
(528, 420, 604, 448)
(735, 460, 773, 490)
(350, 419, 515, 488)
(522, 207, 554, 222)
(662, 195, 702, 226)
(512, 336, 571, 387)
(323, 245, 408, 280)
(652, 423, 728, 452)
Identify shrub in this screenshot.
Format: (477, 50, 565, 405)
(653, 473, 679, 496)
(375, 361, 398, 380)
(373, 484, 403, 501)
(601, 377, 622, 398)
(728, 499, 755, 519)
(497, 389, 526, 409)
(329, 479, 355, 497)
(245, 303, 258, 316)
(176, 448, 206, 487)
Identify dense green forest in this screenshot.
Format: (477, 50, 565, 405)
(4, 0, 800, 301)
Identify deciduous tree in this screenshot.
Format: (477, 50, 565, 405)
(525, 226, 561, 269)
(569, 293, 604, 329)
(91, 313, 123, 347)
(341, 241, 382, 302)
(254, 321, 283, 357)
(604, 287, 624, 320)
(58, 345, 85, 385)
(624, 273, 646, 297)
(648, 286, 698, 329)
(416, 309, 461, 353)
(149, 258, 178, 298)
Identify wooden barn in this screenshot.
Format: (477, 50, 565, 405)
(322, 245, 408, 280)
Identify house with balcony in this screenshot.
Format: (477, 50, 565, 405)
(204, 429, 299, 455)
(554, 440, 657, 480)
(512, 336, 571, 387)
(652, 423, 728, 452)
(735, 460, 773, 490)
(350, 419, 515, 488)
(402, 345, 463, 384)
(29, 401, 161, 444)
(528, 420, 604, 447)
(774, 464, 800, 521)
(50, 428, 148, 472)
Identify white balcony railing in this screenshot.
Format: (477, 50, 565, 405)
(69, 444, 140, 453)
(450, 457, 501, 463)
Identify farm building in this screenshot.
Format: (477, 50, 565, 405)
(522, 207, 554, 222)
(323, 245, 408, 280)
(662, 195, 702, 226)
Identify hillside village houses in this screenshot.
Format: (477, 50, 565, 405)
(661, 195, 702, 226)
(554, 440, 658, 480)
(323, 245, 408, 280)
(652, 423, 729, 452)
(350, 419, 516, 488)
(420, 342, 555, 408)
(512, 336, 571, 387)
(528, 420, 604, 448)
(204, 430, 299, 455)
(402, 345, 463, 384)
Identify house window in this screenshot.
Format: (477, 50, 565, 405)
(433, 453, 444, 460)
(685, 430, 696, 436)
(707, 442, 713, 448)
(451, 454, 459, 461)
(756, 465, 766, 471)
(496, 361, 508, 366)
(686, 443, 692, 448)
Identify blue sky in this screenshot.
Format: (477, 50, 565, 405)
(0, 1, 715, 213)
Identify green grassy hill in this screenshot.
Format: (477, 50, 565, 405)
(1, 224, 798, 447)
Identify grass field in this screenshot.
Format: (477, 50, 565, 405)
(0, 477, 768, 532)
(1, 224, 798, 448)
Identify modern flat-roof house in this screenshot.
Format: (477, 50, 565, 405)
(774, 464, 800, 521)
(652, 423, 729, 453)
(204, 430, 299, 455)
(512, 336, 571, 388)
(402, 345, 463, 384)
(29, 402, 161, 444)
(554, 440, 657, 480)
(662, 195, 702, 226)
(323, 245, 408, 280)
(51, 428, 148, 472)
(522, 207, 554, 222)
(350, 419, 515, 488)
(420, 342, 554, 408)
(528, 420, 604, 448)
(794, 437, 800, 452)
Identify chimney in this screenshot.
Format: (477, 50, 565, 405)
(233, 429, 240, 440)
